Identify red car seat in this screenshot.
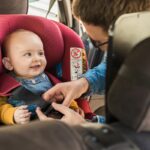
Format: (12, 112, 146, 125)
(0, 14, 94, 119)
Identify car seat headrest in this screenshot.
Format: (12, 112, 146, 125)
(108, 37, 150, 130)
(0, 15, 64, 74)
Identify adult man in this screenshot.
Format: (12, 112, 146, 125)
(36, 0, 150, 125)
(0, 1, 149, 150)
(2, 10, 149, 150)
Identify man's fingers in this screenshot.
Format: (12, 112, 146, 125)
(36, 108, 48, 120)
(52, 102, 74, 116)
(42, 85, 61, 101)
(36, 107, 52, 121)
(55, 94, 64, 101)
(49, 94, 64, 103)
(62, 94, 73, 106)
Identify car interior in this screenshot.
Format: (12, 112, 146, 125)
(106, 12, 150, 123)
(0, 0, 105, 115)
(0, 1, 149, 149)
(0, 14, 95, 119)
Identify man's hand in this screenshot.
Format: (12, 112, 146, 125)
(14, 105, 31, 124)
(42, 78, 89, 106)
(36, 103, 86, 126)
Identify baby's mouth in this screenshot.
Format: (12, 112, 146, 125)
(30, 64, 41, 69)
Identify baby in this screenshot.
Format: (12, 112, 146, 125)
(1, 29, 79, 125)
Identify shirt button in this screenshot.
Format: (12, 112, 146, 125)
(42, 74, 46, 78)
(32, 79, 36, 84)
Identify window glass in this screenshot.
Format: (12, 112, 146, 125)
(28, 0, 59, 21)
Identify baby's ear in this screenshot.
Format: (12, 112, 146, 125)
(2, 57, 13, 71)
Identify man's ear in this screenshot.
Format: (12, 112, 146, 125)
(2, 57, 13, 71)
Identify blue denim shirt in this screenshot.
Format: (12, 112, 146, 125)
(83, 53, 107, 95)
(15, 73, 53, 95)
(83, 54, 107, 124)
(8, 73, 53, 115)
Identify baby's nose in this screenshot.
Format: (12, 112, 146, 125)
(33, 55, 41, 61)
(32, 57, 41, 64)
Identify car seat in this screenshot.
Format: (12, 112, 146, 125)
(106, 12, 150, 124)
(0, 14, 93, 119)
(103, 12, 150, 150)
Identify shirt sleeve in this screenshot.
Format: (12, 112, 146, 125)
(82, 54, 107, 95)
(0, 96, 17, 125)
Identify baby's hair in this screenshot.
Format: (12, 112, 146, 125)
(2, 29, 41, 57)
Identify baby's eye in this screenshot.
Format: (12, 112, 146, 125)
(24, 53, 32, 57)
(39, 51, 44, 56)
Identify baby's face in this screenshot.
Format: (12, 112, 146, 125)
(5, 31, 47, 79)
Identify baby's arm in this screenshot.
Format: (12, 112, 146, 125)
(14, 105, 31, 124)
(0, 96, 17, 125)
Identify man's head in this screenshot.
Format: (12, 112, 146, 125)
(2, 29, 47, 79)
(72, 0, 150, 51)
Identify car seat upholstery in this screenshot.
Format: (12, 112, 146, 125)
(103, 13, 150, 150)
(106, 12, 150, 129)
(0, 0, 28, 14)
(0, 14, 93, 119)
(108, 37, 150, 130)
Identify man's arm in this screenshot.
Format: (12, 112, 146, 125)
(42, 55, 106, 106)
(82, 54, 106, 95)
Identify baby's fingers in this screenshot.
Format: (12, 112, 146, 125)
(17, 105, 28, 110)
(20, 117, 30, 124)
(19, 112, 31, 119)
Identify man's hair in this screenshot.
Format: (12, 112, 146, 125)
(72, 0, 150, 31)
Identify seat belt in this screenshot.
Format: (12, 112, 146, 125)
(46, 0, 56, 18)
(57, 0, 73, 27)
(46, 0, 71, 26)
(8, 86, 63, 119)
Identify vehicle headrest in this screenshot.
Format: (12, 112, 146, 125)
(106, 12, 150, 128)
(108, 37, 150, 130)
(0, 0, 28, 14)
(106, 12, 150, 93)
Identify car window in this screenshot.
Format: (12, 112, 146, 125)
(28, 0, 59, 21)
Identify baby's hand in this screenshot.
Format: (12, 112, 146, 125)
(14, 105, 31, 124)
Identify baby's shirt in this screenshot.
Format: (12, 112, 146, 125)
(15, 73, 53, 95)
(4, 73, 53, 122)
(0, 73, 52, 125)
(8, 73, 53, 117)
